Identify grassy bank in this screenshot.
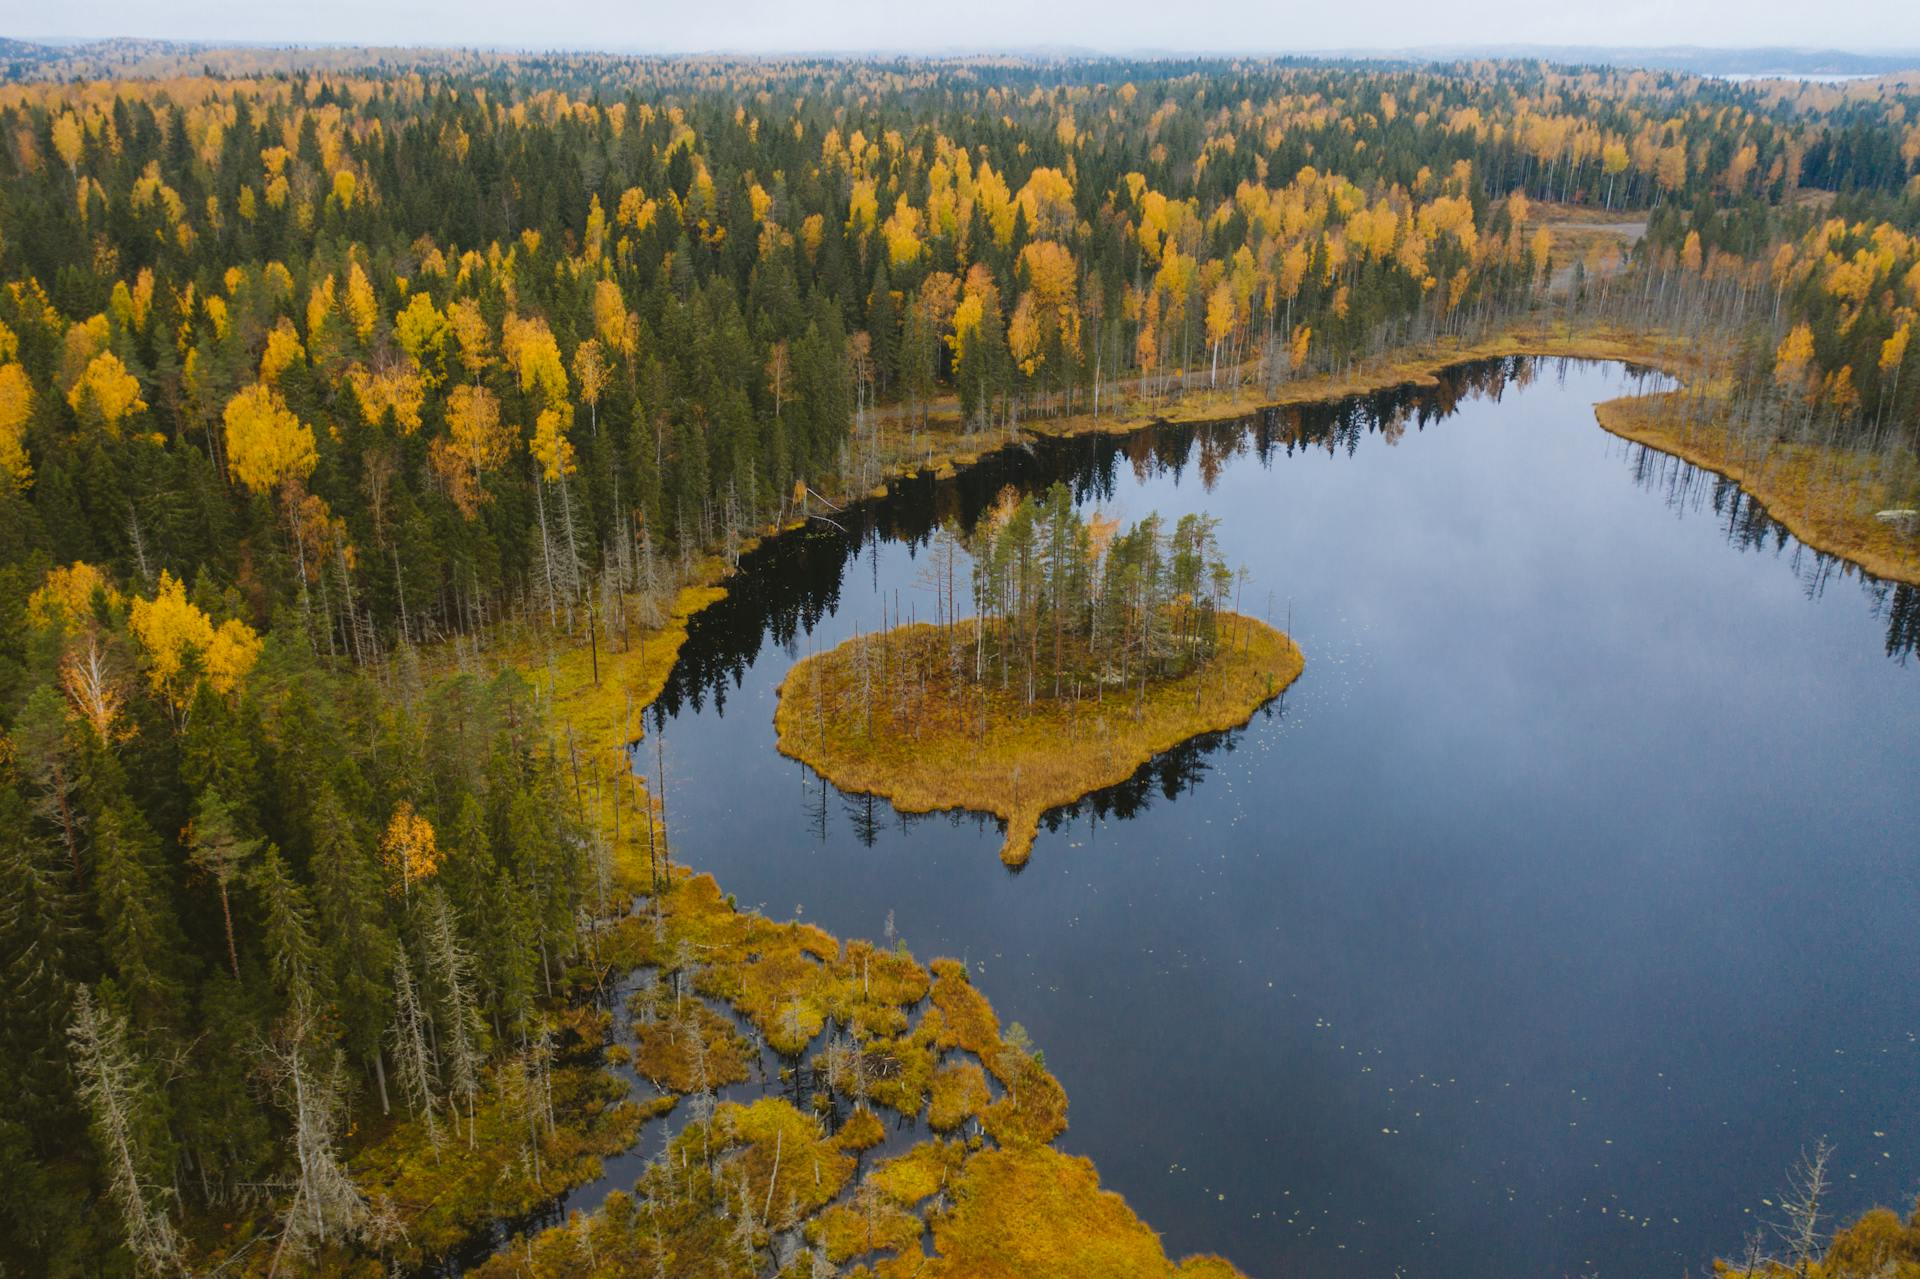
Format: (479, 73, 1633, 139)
(1595, 393, 1920, 588)
(774, 614, 1305, 865)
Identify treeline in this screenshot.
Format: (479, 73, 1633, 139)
(0, 58, 1912, 663)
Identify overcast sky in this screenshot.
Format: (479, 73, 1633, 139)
(21, 0, 1920, 56)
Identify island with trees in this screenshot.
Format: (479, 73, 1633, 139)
(776, 485, 1304, 863)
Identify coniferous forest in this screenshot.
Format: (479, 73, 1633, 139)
(0, 42, 1918, 1279)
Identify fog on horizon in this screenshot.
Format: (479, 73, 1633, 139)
(17, 0, 1919, 60)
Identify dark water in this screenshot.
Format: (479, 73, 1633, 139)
(639, 359, 1920, 1279)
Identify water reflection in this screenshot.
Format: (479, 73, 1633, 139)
(656, 356, 1913, 739)
(1620, 437, 1920, 662)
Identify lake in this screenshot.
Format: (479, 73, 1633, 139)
(636, 358, 1920, 1278)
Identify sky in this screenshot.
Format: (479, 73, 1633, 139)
(18, 0, 1920, 56)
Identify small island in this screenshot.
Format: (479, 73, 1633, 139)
(775, 485, 1305, 864)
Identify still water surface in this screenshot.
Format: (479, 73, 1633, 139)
(640, 359, 1919, 1278)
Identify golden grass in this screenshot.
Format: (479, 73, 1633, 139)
(1595, 393, 1920, 588)
(807, 1194, 925, 1264)
(866, 1138, 966, 1207)
(922, 1146, 1240, 1279)
(626, 995, 754, 1094)
(928, 1060, 991, 1132)
(774, 615, 1305, 865)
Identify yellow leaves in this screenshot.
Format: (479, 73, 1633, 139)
(60, 313, 110, 389)
(66, 351, 145, 433)
(201, 617, 264, 703)
(222, 383, 316, 494)
(1016, 165, 1076, 240)
(975, 162, 1015, 246)
(0, 362, 33, 489)
(203, 294, 230, 342)
(948, 292, 985, 364)
(331, 168, 358, 210)
(882, 196, 924, 267)
(1007, 294, 1042, 377)
(129, 161, 184, 225)
(1349, 202, 1399, 261)
(128, 571, 261, 710)
(847, 178, 879, 238)
(799, 212, 825, 262)
(28, 561, 119, 634)
(1680, 231, 1703, 274)
(344, 361, 426, 433)
(584, 193, 607, 263)
(380, 801, 442, 895)
(1205, 280, 1235, 347)
(1881, 323, 1911, 376)
(1725, 142, 1758, 194)
(258, 317, 306, 383)
(501, 312, 569, 405)
(615, 186, 658, 232)
(306, 274, 336, 349)
(1530, 227, 1553, 269)
(1019, 240, 1077, 311)
(446, 299, 492, 375)
(51, 111, 83, 172)
(530, 406, 576, 482)
(1774, 323, 1816, 395)
(1602, 139, 1631, 176)
(393, 291, 448, 383)
(431, 384, 514, 518)
(1289, 323, 1312, 370)
(345, 261, 379, 342)
(748, 182, 773, 224)
(591, 279, 632, 358)
(1656, 144, 1688, 193)
(570, 338, 610, 408)
(1278, 241, 1309, 300)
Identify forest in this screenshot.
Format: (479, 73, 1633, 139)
(0, 44, 1918, 1279)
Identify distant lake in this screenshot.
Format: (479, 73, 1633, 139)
(637, 358, 1920, 1278)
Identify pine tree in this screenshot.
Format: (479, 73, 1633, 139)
(85, 759, 189, 1033)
